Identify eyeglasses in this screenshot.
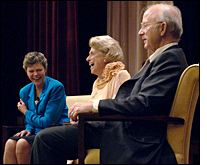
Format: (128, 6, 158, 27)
(140, 21, 163, 30)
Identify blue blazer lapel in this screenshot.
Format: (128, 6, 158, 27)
(28, 84, 36, 110)
(38, 76, 48, 105)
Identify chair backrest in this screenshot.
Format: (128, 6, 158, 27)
(66, 95, 91, 108)
(167, 64, 199, 164)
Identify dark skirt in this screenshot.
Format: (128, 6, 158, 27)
(9, 135, 36, 146)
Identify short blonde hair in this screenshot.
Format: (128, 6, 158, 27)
(23, 51, 48, 72)
(89, 35, 124, 63)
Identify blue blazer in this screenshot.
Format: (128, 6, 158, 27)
(20, 76, 70, 135)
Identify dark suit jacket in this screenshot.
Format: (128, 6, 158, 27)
(98, 45, 188, 164)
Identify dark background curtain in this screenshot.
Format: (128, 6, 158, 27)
(1, 1, 107, 127)
(27, 1, 80, 95)
(1, 1, 107, 161)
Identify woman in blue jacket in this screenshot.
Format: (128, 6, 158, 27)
(3, 51, 70, 164)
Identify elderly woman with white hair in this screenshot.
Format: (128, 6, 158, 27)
(87, 35, 130, 101)
(69, 35, 131, 124)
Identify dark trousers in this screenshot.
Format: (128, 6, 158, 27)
(30, 122, 103, 164)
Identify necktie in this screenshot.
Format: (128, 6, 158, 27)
(139, 58, 150, 72)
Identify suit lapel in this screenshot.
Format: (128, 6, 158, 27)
(130, 45, 180, 81)
(130, 64, 151, 81)
(38, 76, 48, 104)
(28, 84, 36, 110)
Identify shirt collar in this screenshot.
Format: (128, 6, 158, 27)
(149, 42, 178, 62)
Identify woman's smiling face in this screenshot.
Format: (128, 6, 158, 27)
(86, 47, 106, 78)
(26, 63, 46, 89)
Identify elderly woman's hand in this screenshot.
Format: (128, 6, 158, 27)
(17, 99, 28, 115)
(68, 102, 93, 122)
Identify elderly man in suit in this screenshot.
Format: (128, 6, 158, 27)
(30, 4, 188, 164)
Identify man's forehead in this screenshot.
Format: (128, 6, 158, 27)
(142, 7, 156, 22)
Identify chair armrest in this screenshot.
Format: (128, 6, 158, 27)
(50, 122, 71, 127)
(78, 113, 184, 164)
(78, 113, 184, 124)
(63, 122, 71, 125)
(50, 124, 63, 127)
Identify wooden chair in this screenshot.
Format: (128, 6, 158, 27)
(78, 64, 199, 164)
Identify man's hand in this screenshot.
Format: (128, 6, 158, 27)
(68, 102, 93, 121)
(17, 99, 28, 115)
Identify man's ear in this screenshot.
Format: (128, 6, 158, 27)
(160, 22, 167, 36)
